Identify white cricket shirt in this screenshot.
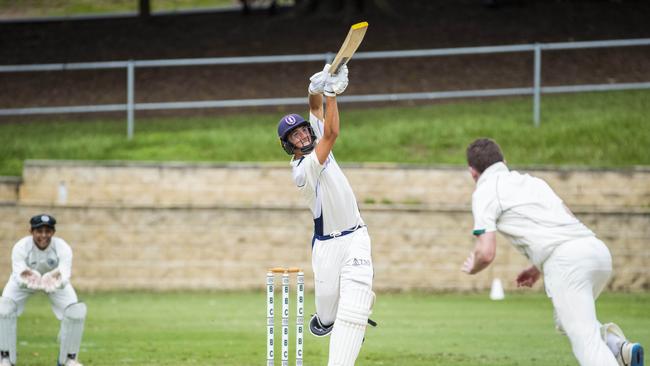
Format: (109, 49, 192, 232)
(11, 236, 73, 286)
(291, 112, 364, 237)
(471, 162, 594, 268)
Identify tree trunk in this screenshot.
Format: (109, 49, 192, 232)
(292, 0, 398, 20)
(139, 0, 151, 18)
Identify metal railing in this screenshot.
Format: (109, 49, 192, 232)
(1, 38, 649, 139)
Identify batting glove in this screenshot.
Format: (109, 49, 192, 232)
(308, 64, 330, 95)
(324, 64, 349, 97)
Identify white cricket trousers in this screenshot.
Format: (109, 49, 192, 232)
(542, 236, 617, 366)
(2, 279, 79, 320)
(311, 226, 373, 327)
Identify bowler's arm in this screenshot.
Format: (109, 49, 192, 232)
(462, 231, 497, 274)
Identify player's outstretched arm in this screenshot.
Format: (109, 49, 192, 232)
(308, 64, 327, 120)
(313, 65, 348, 164)
(461, 231, 497, 274)
(309, 93, 324, 121)
(314, 96, 339, 164)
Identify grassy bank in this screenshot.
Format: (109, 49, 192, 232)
(0, 0, 236, 18)
(0, 90, 648, 176)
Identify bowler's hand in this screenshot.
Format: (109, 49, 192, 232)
(461, 252, 475, 274)
(516, 266, 541, 287)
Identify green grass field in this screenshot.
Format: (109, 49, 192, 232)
(0, 0, 240, 18)
(1, 90, 649, 176)
(14, 291, 650, 365)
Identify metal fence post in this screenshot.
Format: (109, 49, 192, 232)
(127, 60, 135, 140)
(325, 52, 334, 65)
(533, 44, 542, 127)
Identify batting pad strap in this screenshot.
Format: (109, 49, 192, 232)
(336, 303, 370, 327)
(0, 296, 18, 364)
(58, 302, 87, 364)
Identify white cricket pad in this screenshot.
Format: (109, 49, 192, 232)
(328, 289, 374, 366)
(0, 297, 17, 364)
(58, 302, 87, 364)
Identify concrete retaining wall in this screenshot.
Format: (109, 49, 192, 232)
(0, 160, 648, 292)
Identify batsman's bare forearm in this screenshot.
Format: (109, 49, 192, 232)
(314, 96, 339, 164)
(309, 93, 324, 119)
(323, 96, 339, 139)
(470, 232, 497, 274)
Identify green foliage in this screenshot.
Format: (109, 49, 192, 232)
(15, 291, 650, 365)
(0, 0, 236, 18)
(0, 90, 648, 176)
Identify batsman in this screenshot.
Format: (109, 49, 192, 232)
(0, 214, 87, 366)
(276, 63, 375, 366)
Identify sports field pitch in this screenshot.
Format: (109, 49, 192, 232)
(14, 291, 650, 365)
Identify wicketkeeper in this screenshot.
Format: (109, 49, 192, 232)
(461, 138, 644, 366)
(0, 214, 87, 366)
(276, 64, 375, 366)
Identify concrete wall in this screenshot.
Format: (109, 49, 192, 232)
(16, 160, 650, 209)
(0, 160, 648, 292)
(0, 177, 19, 203)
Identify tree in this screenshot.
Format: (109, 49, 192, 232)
(294, 0, 396, 20)
(139, 0, 151, 18)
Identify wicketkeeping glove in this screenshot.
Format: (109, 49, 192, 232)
(308, 64, 330, 95)
(324, 64, 349, 97)
(19, 269, 42, 290)
(41, 268, 63, 293)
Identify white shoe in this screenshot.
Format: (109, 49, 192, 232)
(618, 341, 644, 366)
(0, 357, 12, 366)
(63, 358, 83, 366)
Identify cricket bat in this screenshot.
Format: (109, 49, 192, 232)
(329, 21, 369, 75)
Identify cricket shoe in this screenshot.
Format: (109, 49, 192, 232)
(618, 342, 644, 366)
(309, 314, 333, 337)
(57, 357, 83, 366)
(0, 357, 12, 366)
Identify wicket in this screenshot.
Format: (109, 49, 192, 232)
(266, 267, 304, 366)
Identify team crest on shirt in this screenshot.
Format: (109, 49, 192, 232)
(47, 258, 57, 267)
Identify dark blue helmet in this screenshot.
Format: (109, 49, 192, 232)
(277, 113, 317, 155)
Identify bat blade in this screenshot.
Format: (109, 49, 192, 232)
(329, 21, 369, 75)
